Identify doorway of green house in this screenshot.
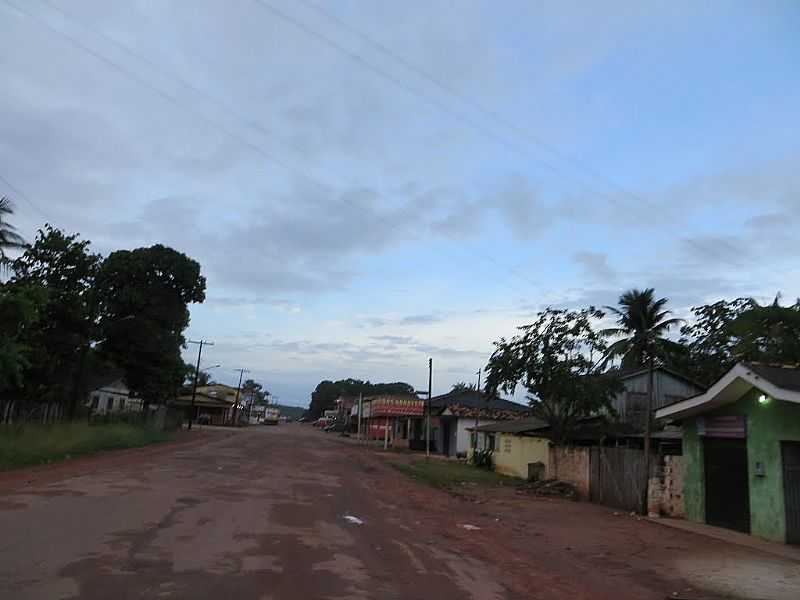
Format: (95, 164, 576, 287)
(782, 441, 800, 544)
(704, 438, 750, 533)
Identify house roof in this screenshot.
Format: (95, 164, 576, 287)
(430, 390, 528, 414)
(85, 367, 127, 393)
(616, 365, 706, 391)
(655, 362, 800, 421)
(470, 417, 549, 434)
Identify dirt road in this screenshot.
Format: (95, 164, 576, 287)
(1, 425, 798, 599)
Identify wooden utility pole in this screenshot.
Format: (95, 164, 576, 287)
(357, 392, 363, 442)
(426, 358, 432, 458)
(473, 367, 481, 450)
(231, 368, 249, 426)
(187, 339, 213, 430)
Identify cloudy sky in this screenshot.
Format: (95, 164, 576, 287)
(2, 1, 798, 406)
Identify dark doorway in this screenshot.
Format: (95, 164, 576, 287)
(704, 438, 750, 533)
(782, 442, 800, 545)
(442, 421, 451, 456)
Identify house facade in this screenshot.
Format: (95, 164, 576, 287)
(86, 375, 143, 414)
(471, 417, 551, 479)
(656, 362, 800, 544)
(429, 390, 529, 458)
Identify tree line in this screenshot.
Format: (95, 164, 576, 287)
(485, 288, 800, 442)
(307, 378, 415, 419)
(1, 198, 206, 422)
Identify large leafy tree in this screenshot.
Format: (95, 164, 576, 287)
(485, 307, 620, 443)
(678, 297, 753, 384)
(0, 283, 46, 393)
(96, 244, 206, 407)
(10, 226, 101, 408)
(729, 294, 800, 365)
(680, 295, 800, 384)
(0, 197, 26, 268)
(602, 288, 682, 512)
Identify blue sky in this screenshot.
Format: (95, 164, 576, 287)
(1, 1, 798, 405)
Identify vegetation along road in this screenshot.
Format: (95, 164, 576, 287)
(1, 425, 797, 600)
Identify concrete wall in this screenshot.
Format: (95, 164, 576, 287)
(683, 389, 800, 542)
(492, 434, 550, 479)
(87, 381, 143, 414)
(549, 446, 590, 498)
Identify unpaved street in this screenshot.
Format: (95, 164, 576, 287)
(1, 425, 798, 599)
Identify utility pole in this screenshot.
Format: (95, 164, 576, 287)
(357, 391, 363, 442)
(231, 368, 249, 426)
(426, 358, 432, 458)
(187, 339, 214, 430)
(473, 367, 482, 451)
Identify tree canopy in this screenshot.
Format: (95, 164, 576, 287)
(485, 307, 621, 443)
(96, 244, 206, 406)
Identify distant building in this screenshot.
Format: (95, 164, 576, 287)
(428, 390, 529, 457)
(175, 384, 239, 425)
(86, 371, 143, 414)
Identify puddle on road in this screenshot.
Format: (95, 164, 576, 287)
(343, 515, 364, 525)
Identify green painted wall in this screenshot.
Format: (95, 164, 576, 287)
(682, 389, 800, 542)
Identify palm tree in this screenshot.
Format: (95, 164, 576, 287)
(0, 197, 26, 269)
(602, 288, 682, 513)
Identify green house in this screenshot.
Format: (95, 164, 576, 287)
(655, 363, 800, 544)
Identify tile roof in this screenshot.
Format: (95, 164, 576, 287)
(471, 417, 549, 434)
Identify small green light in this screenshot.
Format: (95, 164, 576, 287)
(758, 394, 770, 405)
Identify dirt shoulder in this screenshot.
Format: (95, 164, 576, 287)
(341, 435, 800, 600)
(0, 427, 231, 491)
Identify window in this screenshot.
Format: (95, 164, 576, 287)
(119, 398, 126, 411)
(504, 437, 512, 453)
(106, 397, 114, 411)
(91, 395, 99, 409)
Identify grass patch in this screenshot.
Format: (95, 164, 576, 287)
(0, 423, 171, 471)
(392, 459, 519, 490)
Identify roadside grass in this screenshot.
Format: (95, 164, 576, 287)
(0, 423, 171, 471)
(391, 459, 519, 490)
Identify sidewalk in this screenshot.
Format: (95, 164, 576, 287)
(648, 516, 800, 563)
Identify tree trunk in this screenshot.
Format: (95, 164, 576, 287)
(642, 357, 654, 514)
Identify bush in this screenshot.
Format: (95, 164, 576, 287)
(470, 448, 495, 471)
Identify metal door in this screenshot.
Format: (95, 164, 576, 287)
(782, 442, 800, 544)
(704, 438, 750, 533)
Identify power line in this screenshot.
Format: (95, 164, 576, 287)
(251, 0, 651, 216)
(0, 172, 50, 221)
(4, 0, 546, 293)
(296, 0, 661, 213)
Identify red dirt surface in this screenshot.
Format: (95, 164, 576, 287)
(0, 425, 797, 599)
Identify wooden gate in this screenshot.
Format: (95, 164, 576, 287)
(590, 447, 648, 512)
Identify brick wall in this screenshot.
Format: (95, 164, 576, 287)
(648, 455, 685, 517)
(549, 446, 590, 498)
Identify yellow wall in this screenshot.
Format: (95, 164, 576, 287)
(493, 434, 550, 479)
